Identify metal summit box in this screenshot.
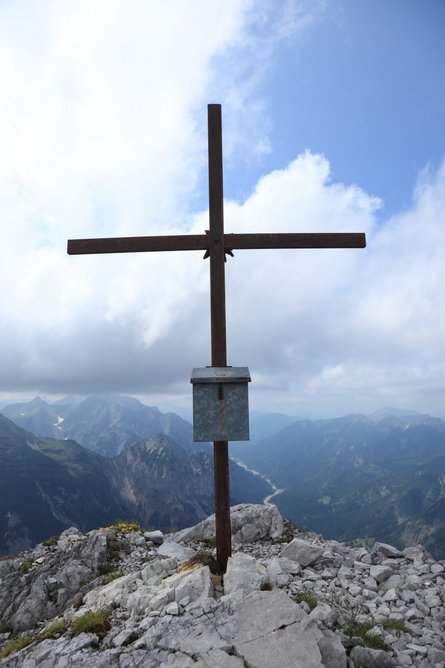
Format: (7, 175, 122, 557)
(190, 367, 251, 442)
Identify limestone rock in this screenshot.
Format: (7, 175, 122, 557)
(144, 530, 164, 544)
(168, 502, 284, 545)
(370, 564, 394, 584)
(171, 564, 213, 603)
(0, 528, 109, 631)
(318, 630, 347, 668)
(224, 552, 268, 595)
(280, 537, 324, 567)
(231, 590, 323, 668)
(372, 542, 403, 560)
(141, 556, 177, 583)
(350, 645, 397, 667)
(265, 555, 292, 586)
(157, 540, 196, 562)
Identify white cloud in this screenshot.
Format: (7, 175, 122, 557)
(350, 160, 445, 357)
(254, 157, 445, 416)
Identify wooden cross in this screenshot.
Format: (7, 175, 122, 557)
(68, 104, 366, 571)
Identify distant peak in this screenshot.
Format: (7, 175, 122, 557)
(371, 407, 421, 417)
(368, 407, 424, 423)
(30, 397, 48, 407)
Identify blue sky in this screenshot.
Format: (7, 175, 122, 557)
(0, 0, 444, 419)
(221, 0, 445, 217)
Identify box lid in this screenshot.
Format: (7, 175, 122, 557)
(191, 366, 251, 384)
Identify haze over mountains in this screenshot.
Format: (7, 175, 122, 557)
(1, 395, 444, 559)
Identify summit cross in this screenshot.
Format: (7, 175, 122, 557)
(68, 104, 366, 571)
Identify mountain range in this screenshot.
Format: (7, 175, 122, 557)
(1, 396, 445, 559)
(1, 395, 197, 457)
(0, 413, 125, 555)
(232, 409, 445, 559)
(0, 396, 271, 555)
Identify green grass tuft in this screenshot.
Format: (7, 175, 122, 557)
(382, 618, 406, 632)
(39, 620, 67, 640)
(0, 636, 33, 659)
(346, 622, 386, 650)
(71, 608, 111, 638)
(292, 592, 318, 610)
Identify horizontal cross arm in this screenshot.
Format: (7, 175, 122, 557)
(67, 234, 209, 255)
(67, 232, 366, 256)
(225, 232, 366, 250)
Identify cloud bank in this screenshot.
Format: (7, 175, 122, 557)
(0, 1, 444, 418)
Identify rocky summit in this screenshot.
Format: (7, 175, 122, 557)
(0, 504, 444, 667)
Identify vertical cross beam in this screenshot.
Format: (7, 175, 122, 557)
(207, 104, 231, 570)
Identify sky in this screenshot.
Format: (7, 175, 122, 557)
(0, 0, 444, 419)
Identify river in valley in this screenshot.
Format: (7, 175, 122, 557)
(231, 457, 285, 504)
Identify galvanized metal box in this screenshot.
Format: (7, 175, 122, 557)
(190, 367, 251, 442)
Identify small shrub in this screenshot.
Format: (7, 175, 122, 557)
(284, 519, 305, 534)
(280, 523, 299, 543)
(203, 537, 217, 549)
(258, 533, 291, 545)
(71, 608, 111, 638)
(0, 636, 32, 659)
(260, 581, 273, 591)
(106, 537, 121, 557)
(42, 535, 59, 547)
(19, 559, 33, 574)
(258, 533, 273, 544)
(273, 534, 293, 544)
(103, 571, 123, 584)
(39, 620, 66, 640)
(106, 536, 131, 561)
(292, 592, 318, 610)
(99, 522, 141, 533)
(98, 563, 116, 576)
